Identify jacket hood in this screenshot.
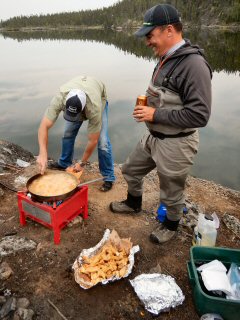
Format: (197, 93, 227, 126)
(171, 39, 205, 59)
(169, 39, 212, 78)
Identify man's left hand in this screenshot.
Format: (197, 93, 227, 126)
(133, 105, 155, 122)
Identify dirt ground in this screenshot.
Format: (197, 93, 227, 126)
(0, 161, 240, 320)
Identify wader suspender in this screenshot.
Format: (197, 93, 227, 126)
(149, 54, 197, 139)
(162, 54, 188, 89)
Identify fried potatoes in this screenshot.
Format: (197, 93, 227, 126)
(78, 242, 129, 287)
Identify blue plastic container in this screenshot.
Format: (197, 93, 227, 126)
(183, 206, 188, 214)
(156, 204, 167, 222)
(157, 204, 188, 222)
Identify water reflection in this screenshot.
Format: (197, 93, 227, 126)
(0, 29, 239, 190)
(1, 28, 240, 73)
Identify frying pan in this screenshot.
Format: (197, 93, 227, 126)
(26, 171, 106, 202)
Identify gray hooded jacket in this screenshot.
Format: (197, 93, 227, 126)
(146, 39, 212, 134)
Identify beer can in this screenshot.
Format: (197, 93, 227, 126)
(136, 95, 147, 106)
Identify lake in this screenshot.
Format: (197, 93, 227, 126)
(0, 29, 239, 190)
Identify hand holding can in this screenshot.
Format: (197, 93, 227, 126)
(133, 95, 147, 122)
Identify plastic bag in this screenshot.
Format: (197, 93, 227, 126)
(227, 262, 240, 300)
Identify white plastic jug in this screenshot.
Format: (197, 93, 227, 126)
(193, 213, 218, 246)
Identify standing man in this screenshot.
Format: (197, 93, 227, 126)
(37, 75, 115, 192)
(110, 4, 212, 242)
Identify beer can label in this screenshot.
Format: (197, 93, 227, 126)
(136, 95, 147, 106)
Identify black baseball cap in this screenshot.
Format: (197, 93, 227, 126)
(63, 89, 86, 122)
(135, 4, 181, 37)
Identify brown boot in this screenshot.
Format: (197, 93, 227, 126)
(110, 200, 141, 214)
(48, 161, 65, 170)
(110, 193, 142, 214)
(150, 224, 176, 244)
(99, 181, 113, 192)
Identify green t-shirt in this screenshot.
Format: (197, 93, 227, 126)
(45, 76, 107, 134)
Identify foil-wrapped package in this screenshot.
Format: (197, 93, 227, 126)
(130, 273, 185, 315)
(73, 229, 140, 289)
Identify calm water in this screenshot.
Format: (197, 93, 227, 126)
(0, 29, 239, 190)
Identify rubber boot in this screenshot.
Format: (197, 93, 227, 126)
(150, 217, 179, 244)
(110, 192, 142, 214)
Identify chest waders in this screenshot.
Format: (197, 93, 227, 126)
(146, 54, 196, 135)
(121, 53, 200, 226)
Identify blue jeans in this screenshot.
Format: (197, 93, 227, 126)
(58, 102, 115, 182)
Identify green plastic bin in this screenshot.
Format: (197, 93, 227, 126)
(187, 246, 240, 320)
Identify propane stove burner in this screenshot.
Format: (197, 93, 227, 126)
(17, 186, 88, 244)
(26, 193, 64, 208)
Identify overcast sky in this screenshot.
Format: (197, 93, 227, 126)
(0, 0, 120, 21)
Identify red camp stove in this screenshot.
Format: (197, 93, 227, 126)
(17, 186, 88, 244)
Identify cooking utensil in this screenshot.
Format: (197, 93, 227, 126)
(26, 171, 108, 202)
(77, 177, 107, 187)
(26, 171, 79, 202)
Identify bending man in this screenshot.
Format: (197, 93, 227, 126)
(37, 75, 115, 192)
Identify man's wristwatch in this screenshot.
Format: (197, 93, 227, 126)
(79, 161, 88, 168)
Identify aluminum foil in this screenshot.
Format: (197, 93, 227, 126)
(73, 229, 140, 289)
(130, 273, 185, 315)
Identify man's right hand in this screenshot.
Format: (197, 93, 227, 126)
(66, 165, 83, 182)
(37, 116, 54, 175)
(72, 163, 85, 172)
(36, 154, 48, 175)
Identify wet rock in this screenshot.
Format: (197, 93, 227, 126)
(223, 213, 240, 238)
(0, 297, 17, 319)
(179, 198, 204, 230)
(16, 160, 30, 168)
(14, 176, 28, 189)
(13, 314, 21, 320)
(14, 308, 34, 320)
(180, 213, 198, 230)
(0, 188, 4, 197)
(0, 262, 13, 280)
(149, 263, 162, 274)
(0, 140, 37, 191)
(67, 216, 83, 227)
(36, 243, 44, 253)
(16, 298, 30, 309)
(0, 140, 34, 167)
(0, 296, 6, 306)
(0, 236, 37, 257)
(185, 198, 204, 214)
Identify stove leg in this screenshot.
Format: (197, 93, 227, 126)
(19, 210, 26, 226)
(54, 228, 61, 245)
(83, 205, 88, 219)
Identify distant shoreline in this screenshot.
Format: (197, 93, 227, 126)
(0, 23, 239, 33)
(0, 25, 104, 32)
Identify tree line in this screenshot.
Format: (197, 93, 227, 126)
(1, 28, 239, 73)
(1, 0, 239, 29)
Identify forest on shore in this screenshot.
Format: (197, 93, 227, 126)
(1, 0, 240, 29)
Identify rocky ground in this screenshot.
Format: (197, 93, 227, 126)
(0, 139, 240, 320)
